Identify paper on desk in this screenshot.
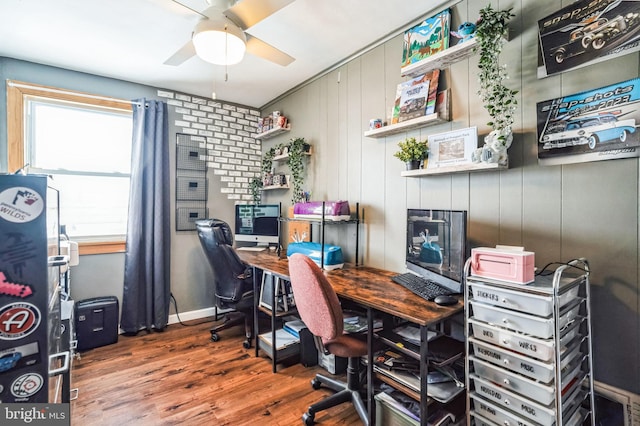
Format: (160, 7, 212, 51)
(393, 325, 436, 345)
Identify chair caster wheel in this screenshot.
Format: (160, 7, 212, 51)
(242, 339, 251, 349)
(210, 332, 220, 342)
(302, 412, 315, 425)
(311, 378, 322, 390)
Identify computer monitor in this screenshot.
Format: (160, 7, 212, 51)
(234, 204, 280, 245)
(405, 209, 467, 294)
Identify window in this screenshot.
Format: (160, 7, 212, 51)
(7, 81, 133, 254)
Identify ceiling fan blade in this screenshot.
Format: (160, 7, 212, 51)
(225, 0, 295, 30)
(246, 35, 294, 66)
(164, 40, 197, 66)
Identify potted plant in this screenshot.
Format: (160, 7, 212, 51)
(474, 5, 518, 159)
(286, 137, 310, 204)
(393, 137, 428, 170)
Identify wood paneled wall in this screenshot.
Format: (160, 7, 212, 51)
(260, 0, 640, 395)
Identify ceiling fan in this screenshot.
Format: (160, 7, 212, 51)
(164, 0, 296, 67)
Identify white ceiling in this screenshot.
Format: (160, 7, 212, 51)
(0, 0, 451, 108)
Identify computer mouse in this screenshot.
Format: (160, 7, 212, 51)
(434, 295, 458, 306)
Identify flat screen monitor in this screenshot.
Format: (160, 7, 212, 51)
(234, 204, 280, 245)
(405, 209, 467, 294)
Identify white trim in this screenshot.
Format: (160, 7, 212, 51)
(167, 306, 232, 325)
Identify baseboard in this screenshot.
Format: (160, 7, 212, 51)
(167, 306, 231, 325)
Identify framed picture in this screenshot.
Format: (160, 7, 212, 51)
(401, 9, 450, 71)
(536, 77, 640, 166)
(538, 0, 640, 78)
(391, 70, 440, 124)
(427, 127, 477, 169)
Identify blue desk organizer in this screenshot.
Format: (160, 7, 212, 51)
(287, 242, 344, 270)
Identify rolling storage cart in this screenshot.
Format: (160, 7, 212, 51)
(464, 258, 595, 425)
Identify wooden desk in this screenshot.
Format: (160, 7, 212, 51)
(238, 250, 463, 426)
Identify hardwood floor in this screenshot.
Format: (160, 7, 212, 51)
(70, 318, 363, 426)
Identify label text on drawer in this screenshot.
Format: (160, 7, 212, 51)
(520, 362, 535, 373)
(479, 384, 502, 400)
(477, 346, 501, 361)
(519, 341, 537, 352)
(476, 290, 499, 302)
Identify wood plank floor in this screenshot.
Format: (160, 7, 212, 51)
(70, 317, 363, 426)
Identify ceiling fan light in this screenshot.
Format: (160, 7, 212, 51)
(193, 19, 247, 66)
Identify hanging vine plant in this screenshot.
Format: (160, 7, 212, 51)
(249, 177, 263, 204)
(475, 5, 518, 149)
(286, 137, 309, 204)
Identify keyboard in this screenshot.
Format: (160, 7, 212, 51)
(237, 246, 266, 252)
(391, 273, 453, 301)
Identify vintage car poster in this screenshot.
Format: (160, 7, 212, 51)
(391, 70, 440, 124)
(537, 77, 640, 166)
(401, 9, 450, 71)
(538, 0, 640, 78)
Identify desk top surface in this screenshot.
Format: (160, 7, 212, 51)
(238, 250, 462, 327)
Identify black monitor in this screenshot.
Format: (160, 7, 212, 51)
(234, 204, 280, 245)
(405, 209, 467, 293)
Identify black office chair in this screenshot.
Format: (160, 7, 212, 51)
(195, 219, 255, 349)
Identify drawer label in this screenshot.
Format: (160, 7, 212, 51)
(521, 403, 537, 417)
(520, 361, 536, 374)
(475, 289, 499, 302)
(482, 329, 494, 338)
(479, 384, 502, 401)
(477, 346, 502, 361)
(518, 340, 538, 352)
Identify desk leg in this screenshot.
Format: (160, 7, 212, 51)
(367, 307, 374, 426)
(420, 325, 429, 426)
(271, 276, 278, 373)
(253, 266, 260, 358)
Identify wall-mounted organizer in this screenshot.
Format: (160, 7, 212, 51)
(175, 133, 208, 231)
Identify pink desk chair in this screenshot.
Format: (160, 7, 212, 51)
(288, 253, 369, 425)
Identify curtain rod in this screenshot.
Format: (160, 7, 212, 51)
(7, 80, 143, 107)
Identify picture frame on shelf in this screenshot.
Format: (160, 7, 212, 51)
(401, 9, 450, 71)
(392, 69, 440, 124)
(427, 126, 477, 169)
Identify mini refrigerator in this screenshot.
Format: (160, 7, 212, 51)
(0, 174, 70, 403)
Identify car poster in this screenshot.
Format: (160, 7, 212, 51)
(538, 0, 640, 78)
(537, 77, 640, 165)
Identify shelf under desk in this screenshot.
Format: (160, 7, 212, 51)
(238, 250, 464, 426)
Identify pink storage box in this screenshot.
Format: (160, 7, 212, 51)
(293, 201, 351, 221)
(470, 247, 535, 284)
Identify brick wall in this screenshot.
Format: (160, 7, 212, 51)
(157, 90, 261, 202)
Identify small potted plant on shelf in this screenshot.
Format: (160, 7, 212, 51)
(474, 4, 517, 164)
(394, 137, 429, 170)
(286, 137, 310, 203)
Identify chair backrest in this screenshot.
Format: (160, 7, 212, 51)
(288, 253, 343, 340)
(195, 219, 248, 303)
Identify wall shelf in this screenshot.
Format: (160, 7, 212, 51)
(364, 113, 449, 138)
(401, 162, 507, 177)
(262, 184, 290, 191)
(272, 150, 312, 162)
(255, 124, 291, 140)
(401, 38, 477, 78)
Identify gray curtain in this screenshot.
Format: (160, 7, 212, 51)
(121, 99, 171, 333)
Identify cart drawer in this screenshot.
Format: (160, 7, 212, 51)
(469, 299, 581, 339)
(469, 281, 579, 316)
